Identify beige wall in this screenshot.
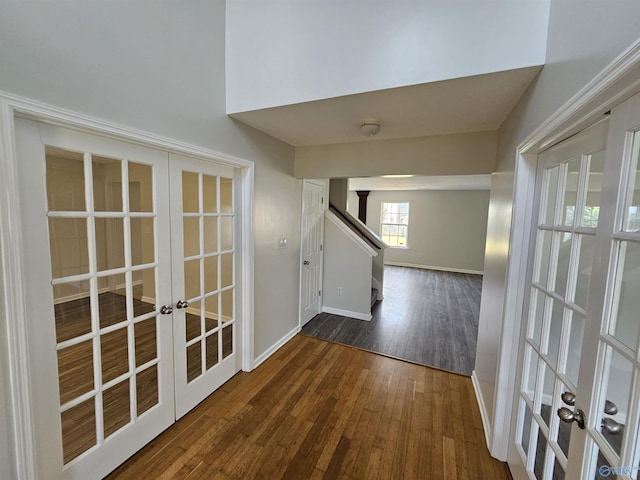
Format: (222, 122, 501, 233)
(348, 189, 490, 273)
(295, 130, 497, 179)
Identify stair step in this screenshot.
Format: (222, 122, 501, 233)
(371, 288, 379, 308)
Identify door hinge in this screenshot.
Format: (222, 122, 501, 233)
(320, 244, 323, 251)
(318, 290, 321, 296)
(321, 197, 324, 204)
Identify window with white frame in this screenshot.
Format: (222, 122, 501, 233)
(380, 202, 409, 247)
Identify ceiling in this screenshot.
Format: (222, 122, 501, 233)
(349, 174, 491, 191)
(230, 66, 542, 147)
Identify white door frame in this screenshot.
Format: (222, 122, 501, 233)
(0, 91, 255, 479)
(486, 37, 640, 470)
(298, 179, 328, 329)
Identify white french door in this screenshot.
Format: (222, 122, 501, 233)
(169, 153, 240, 418)
(512, 92, 640, 479)
(15, 120, 242, 478)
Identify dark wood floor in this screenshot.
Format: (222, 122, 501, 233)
(302, 266, 483, 376)
(107, 334, 509, 480)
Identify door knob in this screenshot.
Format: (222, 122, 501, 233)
(160, 305, 173, 315)
(176, 300, 189, 309)
(303, 260, 310, 265)
(557, 407, 586, 429)
(561, 391, 576, 406)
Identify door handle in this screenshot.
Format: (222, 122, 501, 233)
(303, 260, 310, 265)
(176, 300, 189, 309)
(557, 407, 586, 429)
(160, 304, 173, 315)
(561, 391, 575, 406)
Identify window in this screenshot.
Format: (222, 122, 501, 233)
(380, 202, 409, 247)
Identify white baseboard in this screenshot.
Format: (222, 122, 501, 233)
(322, 306, 372, 321)
(253, 325, 300, 369)
(384, 261, 483, 276)
(471, 371, 492, 449)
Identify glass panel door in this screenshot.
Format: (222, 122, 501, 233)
(513, 92, 640, 480)
(515, 120, 609, 480)
(17, 120, 174, 480)
(170, 154, 241, 419)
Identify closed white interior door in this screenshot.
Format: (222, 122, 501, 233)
(300, 180, 324, 326)
(15, 121, 243, 478)
(511, 92, 640, 479)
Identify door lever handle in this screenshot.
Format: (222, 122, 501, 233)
(176, 300, 189, 309)
(160, 305, 173, 315)
(303, 260, 310, 265)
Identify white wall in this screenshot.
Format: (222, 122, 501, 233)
(475, 0, 640, 456)
(322, 215, 374, 319)
(226, 0, 549, 113)
(348, 189, 490, 273)
(0, 1, 301, 476)
(295, 130, 497, 179)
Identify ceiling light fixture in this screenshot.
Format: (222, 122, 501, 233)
(359, 119, 381, 137)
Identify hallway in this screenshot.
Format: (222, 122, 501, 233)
(107, 335, 508, 479)
(302, 266, 482, 375)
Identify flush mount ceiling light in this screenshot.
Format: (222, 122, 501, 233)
(359, 119, 381, 137)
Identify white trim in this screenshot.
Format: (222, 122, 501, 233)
(384, 261, 484, 276)
(371, 276, 383, 300)
(0, 96, 37, 480)
(0, 90, 256, 476)
(325, 210, 378, 257)
(321, 306, 372, 321)
(472, 371, 492, 448)
(253, 326, 300, 369)
(241, 163, 255, 373)
(494, 36, 640, 463)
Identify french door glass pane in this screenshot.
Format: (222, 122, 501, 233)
(540, 360, 556, 427)
(624, 131, 640, 232)
(53, 280, 91, 343)
(565, 314, 585, 388)
(529, 288, 546, 347)
(92, 156, 123, 212)
(45, 148, 86, 211)
(608, 241, 640, 351)
(562, 157, 581, 227)
(48, 218, 89, 278)
(574, 235, 596, 308)
(535, 230, 553, 287)
(546, 300, 565, 367)
(543, 165, 560, 225)
(554, 233, 573, 297)
(582, 150, 605, 228)
(130, 217, 155, 266)
(128, 162, 153, 212)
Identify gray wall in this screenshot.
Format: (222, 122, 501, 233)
(0, 1, 301, 477)
(348, 190, 490, 273)
(475, 0, 640, 447)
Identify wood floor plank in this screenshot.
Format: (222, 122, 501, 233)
(107, 335, 509, 480)
(302, 266, 483, 375)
